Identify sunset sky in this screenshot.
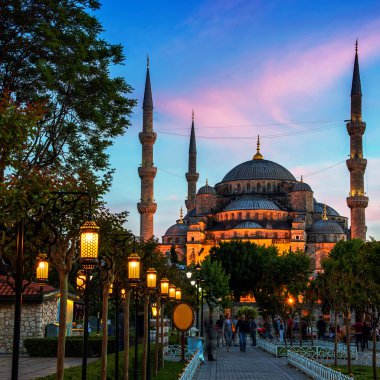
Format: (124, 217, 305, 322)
(97, 0, 380, 240)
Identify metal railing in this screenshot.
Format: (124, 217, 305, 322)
(287, 351, 354, 380)
(178, 350, 201, 380)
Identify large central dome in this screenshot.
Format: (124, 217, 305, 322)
(222, 159, 296, 182)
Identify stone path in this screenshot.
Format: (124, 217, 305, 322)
(194, 345, 308, 380)
(0, 355, 96, 380)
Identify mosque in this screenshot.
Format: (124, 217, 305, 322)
(137, 45, 368, 272)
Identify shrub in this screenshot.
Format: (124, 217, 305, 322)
(236, 306, 259, 319)
(24, 336, 115, 357)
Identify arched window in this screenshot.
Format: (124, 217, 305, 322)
(231, 213, 235, 220)
(221, 233, 225, 239)
(244, 231, 248, 238)
(255, 212, 259, 219)
(246, 183, 251, 192)
(229, 184, 232, 193)
(256, 231, 260, 237)
(257, 182, 261, 192)
(246, 212, 250, 219)
(267, 183, 271, 192)
(274, 232, 278, 238)
(238, 212, 242, 220)
(234, 231, 238, 238)
(237, 183, 241, 192)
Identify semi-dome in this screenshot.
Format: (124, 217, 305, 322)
(309, 220, 344, 234)
(197, 184, 217, 195)
(314, 202, 340, 216)
(291, 182, 312, 192)
(221, 159, 296, 182)
(234, 221, 263, 229)
(224, 196, 280, 211)
(164, 223, 188, 236)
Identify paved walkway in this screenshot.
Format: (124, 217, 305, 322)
(0, 355, 96, 380)
(195, 345, 308, 380)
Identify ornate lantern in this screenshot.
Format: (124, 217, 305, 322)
(147, 268, 157, 290)
(151, 303, 158, 317)
(169, 284, 176, 300)
(175, 287, 181, 301)
(160, 278, 169, 297)
(36, 254, 49, 286)
(128, 253, 141, 285)
(80, 220, 99, 269)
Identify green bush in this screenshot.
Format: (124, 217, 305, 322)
(236, 305, 259, 319)
(24, 336, 115, 357)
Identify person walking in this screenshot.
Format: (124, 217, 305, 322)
(236, 314, 250, 352)
(352, 319, 364, 352)
(362, 321, 370, 350)
(232, 315, 239, 346)
(250, 318, 257, 346)
(223, 314, 233, 352)
(215, 314, 224, 347)
(316, 316, 327, 341)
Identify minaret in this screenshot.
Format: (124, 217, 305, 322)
(185, 110, 199, 210)
(346, 41, 368, 241)
(137, 57, 157, 240)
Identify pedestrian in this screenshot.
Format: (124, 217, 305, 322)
(274, 318, 280, 341)
(232, 315, 239, 346)
(316, 316, 327, 341)
(250, 318, 257, 346)
(352, 319, 364, 352)
(215, 314, 224, 347)
(223, 313, 233, 351)
(279, 319, 284, 342)
(236, 314, 250, 352)
(362, 321, 370, 350)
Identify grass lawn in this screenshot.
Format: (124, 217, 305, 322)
(34, 347, 186, 380)
(331, 364, 380, 380)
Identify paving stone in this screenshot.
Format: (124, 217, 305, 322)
(194, 345, 308, 380)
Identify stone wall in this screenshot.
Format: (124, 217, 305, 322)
(0, 297, 59, 353)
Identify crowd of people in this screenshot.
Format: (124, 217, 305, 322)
(213, 313, 380, 354)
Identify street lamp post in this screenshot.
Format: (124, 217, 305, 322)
(128, 253, 141, 380)
(146, 268, 157, 380)
(200, 284, 204, 337)
(79, 219, 99, 380)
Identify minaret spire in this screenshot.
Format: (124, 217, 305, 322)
(137, 57, 157, 240)
(322, 204, 328, 221)
(346, 41, 368, 240)
(253, 135, 263, 160)
(185, 110, 199, 210)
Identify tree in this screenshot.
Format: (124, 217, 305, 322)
(322, 239, 364, 375)
(0, 2, 136, 379)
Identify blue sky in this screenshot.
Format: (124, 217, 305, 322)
(97, 0, 380, 240)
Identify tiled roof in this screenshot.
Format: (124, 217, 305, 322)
(0, 275, 56, 297)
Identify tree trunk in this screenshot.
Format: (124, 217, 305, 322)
(299, 312, 303, 347)
(56, 270, 68, 380)
(123, 290, 131, 380)
(334, 310, 338, 366)
(372, 317, 378, 380)
(345, 312, 352, 374)
(142, 295, 149, 380)
(154, 299, 160, 376)
(161, 302, 165, 369)
(101, 280, 110, 380)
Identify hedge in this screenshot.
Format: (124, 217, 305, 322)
(24, 336, 115, 357)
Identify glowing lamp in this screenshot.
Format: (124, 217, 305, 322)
(36, 254, 49, 286)
(191, 280, 196, 286)
(175, 287, 181, 301)
(287, 296, 295, 306)
(160, 278, 169, 297)
(147, 268, 157, 290)
(76, 271, 86, 290)
(80, 220, 99, 269)
(152, 303, 158, 317)
(169, 284, 176, 300)
(128, 253, 141, 285)
(109, 283, 113, 295)
(121, 288, 126, 299)
(186, 270, 192, 279)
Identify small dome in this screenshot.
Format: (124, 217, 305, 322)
(314, 202, 340, 216)
(234, 221, 263, 229)
(224, 196, 280, 211)
(309, 220, 344, 234)
(291, 182, 312, 192)
(197, 184, 217, 195)
(164, 223, 188, 236)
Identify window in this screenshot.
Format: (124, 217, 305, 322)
(191, 237, 194, 242)
(234, 231, 238, 238)
(238, 212, 242, 220)
(221, 233, 225, 239)
(231, 213, 235, 220)
(296, 236, 299, 240)
(257, 183, 261, 192)
(255, 212, 259, 219)
(237, 183, 241, 192)
(246, 212, 250, 219)
(267, 183, 271, 192)
(246, 183, 251, 192)
(244, 231, 248, 238)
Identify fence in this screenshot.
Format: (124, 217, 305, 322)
(287, 351, 354, 380)
(178, 350, 201, 380)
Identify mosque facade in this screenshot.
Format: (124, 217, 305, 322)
(138, 45, 368, 272)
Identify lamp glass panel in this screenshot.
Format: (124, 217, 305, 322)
(80, 221, 99, 259)
(36, 260, 48, 281)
